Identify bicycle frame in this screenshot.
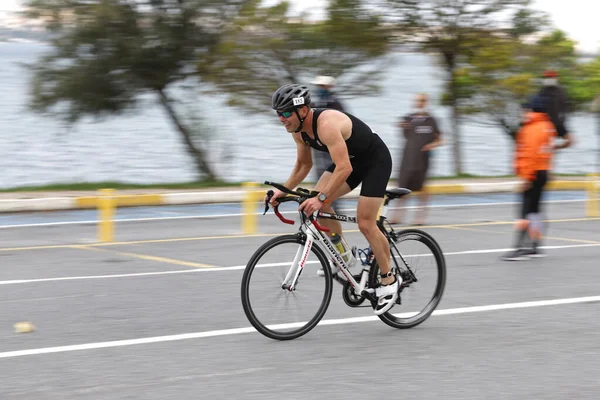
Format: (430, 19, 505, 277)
(282, 213, 375, 299)
(264, 181, 414, 299)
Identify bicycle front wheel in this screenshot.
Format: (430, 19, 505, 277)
(369, 229, 446, 329)
(241, 234, 333, 340)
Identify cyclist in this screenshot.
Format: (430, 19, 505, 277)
(268, 83, 401, 315)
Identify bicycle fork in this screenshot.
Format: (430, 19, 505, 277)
(281, 236, 313, 291)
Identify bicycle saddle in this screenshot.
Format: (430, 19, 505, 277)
(385, 188, 412, 199)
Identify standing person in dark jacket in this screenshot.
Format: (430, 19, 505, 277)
(390, 93, 442, 225)
(310, 75, 346, 211)
(537, 70, 574, 150)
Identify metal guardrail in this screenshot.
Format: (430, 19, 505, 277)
(238, 176, 600, 235)
(0, 176, 597, 241)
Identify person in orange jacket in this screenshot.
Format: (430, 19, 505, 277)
(502, 95, 557, 261)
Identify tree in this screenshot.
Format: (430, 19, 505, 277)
(381, 0, 542, 175)
(452, 30, 596, 139)
(22, 0, 247, 181)
(196, 0, 394, 112)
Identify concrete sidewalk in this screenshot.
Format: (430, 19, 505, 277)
(0, 176, 596, 213)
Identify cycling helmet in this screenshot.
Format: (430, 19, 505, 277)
(272, 84, 312, 132)
(272, 84, 311, 111)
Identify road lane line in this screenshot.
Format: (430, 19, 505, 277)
(0, 199, 588, 229)
(0, 295, 598, 359)
(0, 269, 203, 285)
(1, 216, 599, 252)
(444, 226, 600, 245)
(74, 246, 217, 268)
(0, 243, 599, 286)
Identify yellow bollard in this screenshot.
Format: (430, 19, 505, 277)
(98, 188, 116, 242)
(586, 174, 599, 217)
(376, 198, 385, 220)
(242, 182, 259, 234)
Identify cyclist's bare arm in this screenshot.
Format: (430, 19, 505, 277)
(269, 136, 313, 205)
(284, 134, 313, 189)
(314, 112, 353, 197)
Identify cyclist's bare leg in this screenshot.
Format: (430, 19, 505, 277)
(357, 195, 394, 285)
(314, 172, 352, 235)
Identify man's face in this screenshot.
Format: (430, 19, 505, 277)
(277, 106, 305, 133)
(317, 84, 331, 91)
(414, 95, 428, 110)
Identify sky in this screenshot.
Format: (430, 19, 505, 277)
(265, 0, 600, 54)
(1, 0, 598, 54)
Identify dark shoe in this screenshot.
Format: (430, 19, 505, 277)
(524, 247, 547, 258)
(501, 249, 531, 261)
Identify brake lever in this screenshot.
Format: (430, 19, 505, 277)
(263, 190, 273, 215)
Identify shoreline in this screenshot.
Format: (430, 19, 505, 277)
(0, 173, 592, 194)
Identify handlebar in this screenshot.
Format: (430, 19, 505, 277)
(262, 181, 330, 232)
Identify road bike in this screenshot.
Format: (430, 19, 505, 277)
(241, 181, 447, 340)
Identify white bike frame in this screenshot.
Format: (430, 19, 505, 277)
(282, 218, 375, 296)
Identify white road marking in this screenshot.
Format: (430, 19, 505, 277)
(0, 269, 205, 285)
(0, 295, 598, 359)
(0, 199, 586, 229)
(0, 243, 599, 286)
(0, 294, 106, 304)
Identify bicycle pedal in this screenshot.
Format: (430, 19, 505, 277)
(360, 290, 377, 303)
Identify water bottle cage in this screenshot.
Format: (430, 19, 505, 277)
(357, 247, 372, 266)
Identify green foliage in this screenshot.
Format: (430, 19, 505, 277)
(510, 7, 549, 38)
(383, 0, 541, 174)
(23, 0, 243, 122)
(565, 57, 600, 110)
(453, 28, 598, 134)
(197, 0, 394, 112)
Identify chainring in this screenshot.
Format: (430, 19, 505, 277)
(342, 275, 366, 307)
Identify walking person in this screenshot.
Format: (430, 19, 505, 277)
(389, 93, 442, 225)
(502, 95, 557, 261)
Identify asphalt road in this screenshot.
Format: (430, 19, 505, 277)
(0, 192, 599, 399)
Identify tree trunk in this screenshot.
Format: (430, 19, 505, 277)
(448, 69, 463, 176)
(157, 89, 217, 181)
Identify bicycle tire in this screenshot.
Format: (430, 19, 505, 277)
(369, 229, 446, 329)
(241, 234, 333, 340)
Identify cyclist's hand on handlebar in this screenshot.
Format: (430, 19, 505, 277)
(267, 189, 287, 206)
(298, 196, 324, 216)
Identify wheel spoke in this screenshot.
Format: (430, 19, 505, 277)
(241, 235, 333, 340)
(371, 229, 446, 329)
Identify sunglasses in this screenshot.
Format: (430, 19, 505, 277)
(276, 109, 294, 118)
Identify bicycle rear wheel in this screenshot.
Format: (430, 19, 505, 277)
(241, 234, 333, 340)
(369, 229, 446, 329)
